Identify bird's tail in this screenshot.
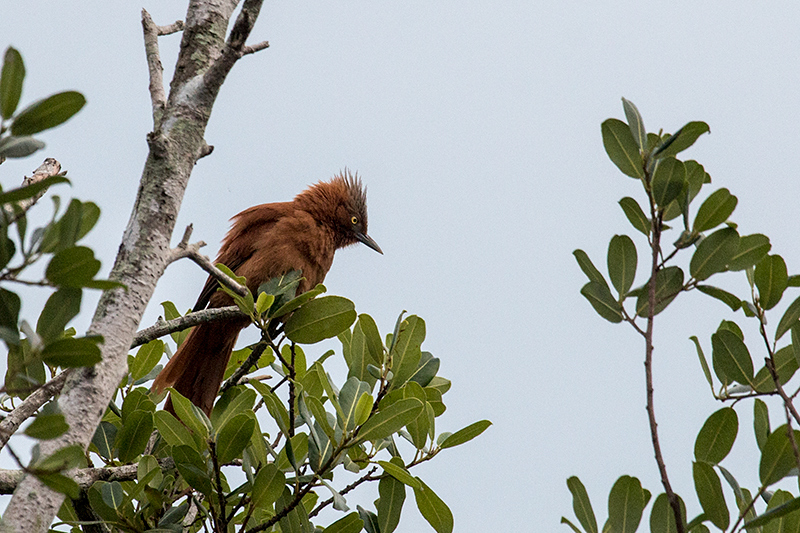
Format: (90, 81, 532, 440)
(151, 319, 245, 416)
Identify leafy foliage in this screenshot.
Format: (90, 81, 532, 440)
(566, 100, 800, 532)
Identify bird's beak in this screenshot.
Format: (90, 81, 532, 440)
(356, 232, 383, 254)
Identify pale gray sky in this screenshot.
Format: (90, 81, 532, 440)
(3, 1, 800, 530)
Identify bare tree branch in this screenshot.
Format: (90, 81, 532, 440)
(3, 158, 63, 224)
(241, 40, 269, 56)
(141, 9, 168, 126)
(0, 458, 175, 495)
(157, 20, 184, 36)
(1, 2, 267, 530)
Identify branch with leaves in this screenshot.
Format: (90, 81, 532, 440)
(564, 99, 800, 533)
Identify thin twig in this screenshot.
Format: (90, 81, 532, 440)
(168, 230, 249, 299)
(220, 339, 269, 393)
(644, 199, 684, 533)
(308, 466, 379, 518)
(208, 440, 228, 532)
(157, 20, 184, 36)
(141, 9, 168, 125)
(241, 41, 270, 55)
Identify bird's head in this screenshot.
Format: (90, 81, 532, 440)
(297, 170, 383, 254)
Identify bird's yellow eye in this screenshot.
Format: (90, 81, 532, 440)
(351, 216, 358, 225)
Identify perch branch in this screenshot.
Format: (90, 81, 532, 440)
(132, 306, 247, 349)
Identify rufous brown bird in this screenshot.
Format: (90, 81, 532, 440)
(152, 172, 382, 415)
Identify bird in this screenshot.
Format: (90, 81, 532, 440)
(151, 171, 382, 415)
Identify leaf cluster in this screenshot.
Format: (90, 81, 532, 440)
(566, 99, 800, 532)
(0, 47, 85, 161)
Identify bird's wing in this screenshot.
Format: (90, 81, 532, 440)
(192, 203, 283, 311)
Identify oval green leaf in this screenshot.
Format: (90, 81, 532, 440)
(581, 281, 623, 323)
(440, 420, 492, 449)
(11, 90, 86, 135)
(357, 398, 424, 443)
(618, 197, 650, 236)
(285, 295, 356, 344)
(693, 188, 737, 233)
(759, 425, 800, 486)
(694, 407, 738, 465)
(601, 118, 644, 179)
(755, 254, 788, 310)
(711, 329, 754, 387)
(607, 234, 637, 298)
(41, 337, 102, 368)
(651, 158, 686, 209)
(1, 47, 24, 119)
(693, 461, 729, 530)
(690, 227, 739, 281)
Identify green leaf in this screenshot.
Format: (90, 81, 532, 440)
(754, 399, 770, 451)
(440, 420, 491, 449)
(413, 479, 453, 533)
(325, 512, 364, 533)
(11, 91, 86, 135)
(251, 463, 286, 509)
(36, 287, 81, 343)
(115, 410, 153, 463)
(573, 249, 610, 289)
(154, 410, 197, 449)
(215, 412, 255, 463)
(694, 407, 738, 465)
(348, 315, 382, 387)
(408, 351, 440, 388)
(635, 266, 684, 317)
(695, 285, 740, 312)
(277, 487, 313, 533)
(755, 254, 788, 310)
(744, 490, 800, 528)
(601, 118, 644, 179)
(0, 136, 45, 158)
(581, 281, 624, 323)
(211, 387, 256, 431)
(566, 476, 597, 533)
(727, 233, 770, 271)
(167, 388, 210, 441)
(172, 445, 213, 495)
(607, 234, 637, 298)
(36, 473, 80, 500)
(759, 424, 800, 486)
(129, 339, 163, 382)
(41, 337, 102, 368)
(285, 295, 357, 344)
(377, 474, 406, 533)
(91, 421, 117, 460)
(357, 398, 424, 443)
(757, 345, 800, 392)
(717, 466, 755, 526)
(655, 121, 710, 159)
(621, 98, 646, 151)
(1, 47, 25, 119)
(0, 175, 69, 206)
(690, 336, 714, 394)
(101, 480, 124, 510)
(389, 315, 426, 389)
(689, 227, 739, 281)
(0, 287, 20, 345)
(711, 329, 754, 387)
(776, 295, 800, 341)
(45, 246, 101, 287)
(25, 412, 69, 440)
(650, 493, 685, 533)
(693, 462, 729, 530)
(651, 158, 686, 209)
(693, 188, 737, 233)
(607, 475, 646, 533)
(618, 197, 650, 236)
(378, 460, 421, 488)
